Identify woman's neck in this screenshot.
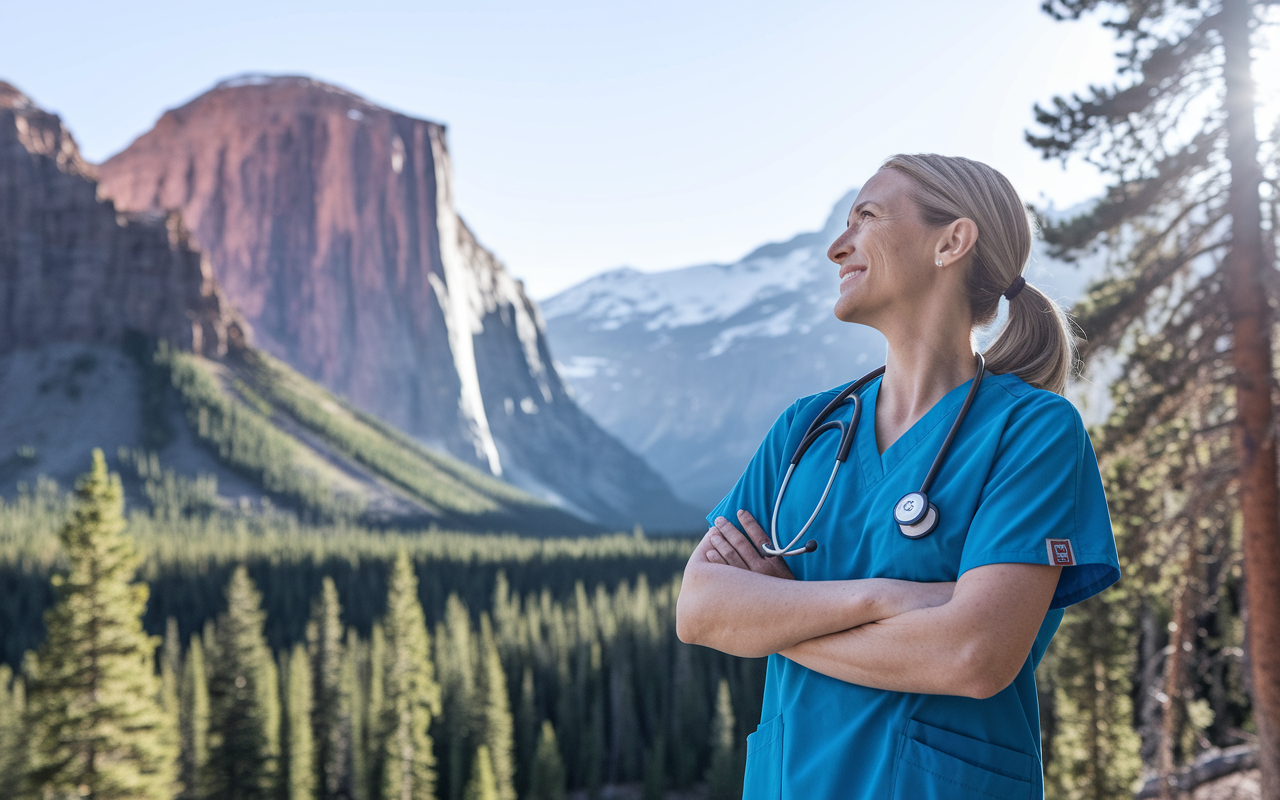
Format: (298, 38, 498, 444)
(873, 312, 978, 454)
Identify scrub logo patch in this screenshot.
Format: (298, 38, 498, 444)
(1047, 539, 1076, 566)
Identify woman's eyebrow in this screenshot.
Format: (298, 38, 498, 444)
(849, 201, 879, 220)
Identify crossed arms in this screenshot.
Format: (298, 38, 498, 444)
(674, 510, 1062, 699)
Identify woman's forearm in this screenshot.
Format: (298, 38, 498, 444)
(779, 562, 1062, 698)
(676, 559, 920, 658)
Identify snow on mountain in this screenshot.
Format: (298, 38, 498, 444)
(542, 191, 1105, 511)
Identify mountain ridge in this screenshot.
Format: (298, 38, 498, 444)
(95, 75, 701, 531)
(543, 191, 1104, 510)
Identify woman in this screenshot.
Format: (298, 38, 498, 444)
(675, 154, 1120, 800)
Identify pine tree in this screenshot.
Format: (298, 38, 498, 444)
(379, 552, 440, 800)
(284, 643, 316, 800)
(669, 642, 705, 787)
(1029, 0, 1280, 792)
(180, 634, 211, 800)
(365, 623, 385, 800)
(477, 615, 516, 800)
(514, 667, 537, 798)
(20, 449, 178, 800)
(463, 745, 499, 800)
(706, 679, 737, 800)
(309, 576, 350, 799)
(437, 593, 477, 800)
(0, 664, 26, 788)
(527, 722, 565, 800)
(206, 565, 280, 800)
(162, 617, 182, 727)
(345, 628, 367, 800)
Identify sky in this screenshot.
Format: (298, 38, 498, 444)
(2, 0, 1130, 299)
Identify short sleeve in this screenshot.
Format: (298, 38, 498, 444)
(959, 395, 1120, 610)
(706, 401, 802, 528)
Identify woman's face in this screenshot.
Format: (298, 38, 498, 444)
(827, 168, 941, 326)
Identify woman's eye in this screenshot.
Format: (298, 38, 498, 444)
(861, 210, 874, 219)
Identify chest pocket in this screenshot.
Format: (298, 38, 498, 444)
(892, 719, 1034, 800)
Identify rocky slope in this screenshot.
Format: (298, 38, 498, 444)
(97, 76, 699, 531)
(0, 80, 591, 534)
(543, 192, 1104, 510)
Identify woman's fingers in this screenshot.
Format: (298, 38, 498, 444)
(735, 510, 773, 558)
(713, 516, 763, 569)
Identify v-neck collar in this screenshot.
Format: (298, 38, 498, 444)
(855, 372, 986, 486)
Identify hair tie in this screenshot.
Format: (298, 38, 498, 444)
(1003, 275, 1027, 301)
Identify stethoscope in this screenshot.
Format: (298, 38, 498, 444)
(762, 353, 986, 557)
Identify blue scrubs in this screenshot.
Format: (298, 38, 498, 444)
(708, 371, 1120, 800)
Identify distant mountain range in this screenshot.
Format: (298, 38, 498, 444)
(1, 77, 702, 533)
(543, 191, 1104, 511)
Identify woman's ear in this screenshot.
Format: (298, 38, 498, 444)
(934, 218, 978, 267)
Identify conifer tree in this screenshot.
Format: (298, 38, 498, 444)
(344, 628, 367, 800)
(308, 576, 350, 799)
(206, 565, 280, 800)
(20, 450, 178, 800)
(527, 722, 565, 800)
(477, 614, 516, 800)
(180, 634, 211, 800)
(1029, 0, 1280, 791)
(284, 643, 316, 800)
(514, 667, 537, 798)
(365, 622, 385, 800)
(379, 552, 440, 800)
(706, 679, 737, 800)
(0, 664, 26, 789)
(437, 594, 477, 800)
(162, 617, 182, 727)
(669, 642, 705, 787)
(464, 745, 499, 800)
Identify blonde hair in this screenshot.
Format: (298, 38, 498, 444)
(881, 153, 1076, 395)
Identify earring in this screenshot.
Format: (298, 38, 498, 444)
(935, 259, 943, 266)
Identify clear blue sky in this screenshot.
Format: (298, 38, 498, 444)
(4, 0, 1125, 298)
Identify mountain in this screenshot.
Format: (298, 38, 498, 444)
(542, 191, 1104, 510)
(95, 75, 699, 532)
(0, 79, 593, 535)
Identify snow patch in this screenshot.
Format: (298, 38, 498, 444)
(705, 305, 799, 357)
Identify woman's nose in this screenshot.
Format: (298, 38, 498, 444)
(827, 232, 853, 264)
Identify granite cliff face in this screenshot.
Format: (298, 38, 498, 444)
(0, 82, 246, 358)
(98, 76, 698, 530)
(0, 81, 587, 532)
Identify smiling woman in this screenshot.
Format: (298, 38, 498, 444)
(675, 154, 1121, 800)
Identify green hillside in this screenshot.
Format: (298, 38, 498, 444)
(132, 337, 595, 535)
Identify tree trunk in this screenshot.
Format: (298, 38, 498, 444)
(1220, 1, 1280, 796)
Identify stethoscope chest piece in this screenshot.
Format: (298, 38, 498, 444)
(894, 491, 939, 539)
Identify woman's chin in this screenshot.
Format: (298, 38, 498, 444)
(833, 296, 863, 324)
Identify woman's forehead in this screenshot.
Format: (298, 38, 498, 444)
(850, 169, 914, 217)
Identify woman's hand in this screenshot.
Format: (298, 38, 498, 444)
(702, 510, 794, 580)
(874, 579, 955, 617)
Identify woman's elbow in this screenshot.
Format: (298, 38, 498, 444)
(954, 641, 1021, 700)
(675, 572, 708, 645)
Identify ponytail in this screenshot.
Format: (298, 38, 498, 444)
(882, 153, 1077, 394)
(982, 283, 1076, 395)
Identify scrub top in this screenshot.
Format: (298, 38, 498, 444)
(707, 370, 1120, 800)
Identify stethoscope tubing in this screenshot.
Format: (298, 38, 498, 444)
(763, 356, 985, 557)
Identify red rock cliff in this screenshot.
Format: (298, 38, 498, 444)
(98, 76, 698, 530)
(0, 82, 245, 357)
